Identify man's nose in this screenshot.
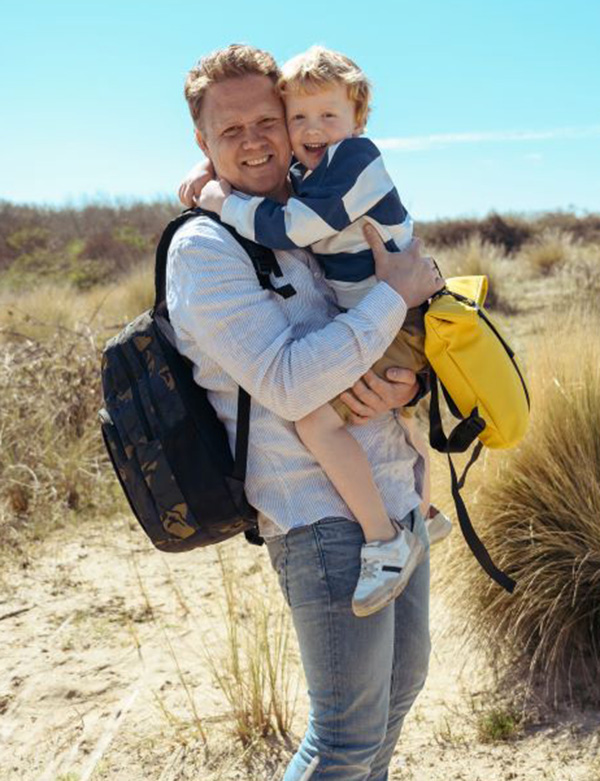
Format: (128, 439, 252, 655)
(241, 125, 265, 148)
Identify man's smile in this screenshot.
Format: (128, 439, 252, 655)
(243, 154, 273, 167)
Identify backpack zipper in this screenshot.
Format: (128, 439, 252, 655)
(115, 345, 154, 441)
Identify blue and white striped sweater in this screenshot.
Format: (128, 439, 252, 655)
(220, 137, 413, 306)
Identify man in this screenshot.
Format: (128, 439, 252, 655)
(168, 44, 443, 781)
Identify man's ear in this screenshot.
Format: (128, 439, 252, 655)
(195, 127, 209, 156)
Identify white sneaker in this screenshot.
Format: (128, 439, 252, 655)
(352, 522, 425, 618)
(425, 508, 453, 546)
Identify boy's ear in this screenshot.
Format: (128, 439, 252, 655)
(195, 127, 209, 156)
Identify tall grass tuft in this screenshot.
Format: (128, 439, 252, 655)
(437, 237, 515, 312)
(205, 550, 299, 746)
(522, 229, 576, 276)
(444, 308, 600, 707)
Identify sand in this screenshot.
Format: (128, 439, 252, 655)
(1, 512, 598, 781)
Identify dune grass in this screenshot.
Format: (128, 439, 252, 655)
(521, 229, 577, 276)
(443, 306, 600, 707)
(0, 324, 125, 557)
(205, 550, 300, 747)
(0, 257, 154, 345)
(436, 237, 517, 312)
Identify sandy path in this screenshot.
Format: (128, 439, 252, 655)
(0, 515, 598, 781)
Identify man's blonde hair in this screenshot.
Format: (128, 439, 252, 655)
(185, 44, 280, 129)
(278, 46, 372, 129)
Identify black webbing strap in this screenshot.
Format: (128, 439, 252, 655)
(153, 207, 296, 546)
(447, 450, 516, 593)
(232, 388, 251, 483)
(429, 370, 486, 454)
(429, 370, 516, 593)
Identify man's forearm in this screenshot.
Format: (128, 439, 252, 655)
(167, 222, 408, 421)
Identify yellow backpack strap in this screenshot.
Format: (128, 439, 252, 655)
(429, 369, 517, 594)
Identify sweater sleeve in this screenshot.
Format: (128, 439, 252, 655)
(220, 137, 395, 251)
(166, 217, 407, 421)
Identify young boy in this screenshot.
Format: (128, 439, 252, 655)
(185, 46, 451, 616)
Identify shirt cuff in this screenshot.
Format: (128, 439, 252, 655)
(352, 281, 408, 341)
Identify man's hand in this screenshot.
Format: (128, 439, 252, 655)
(178, 159, 215, 208)
(364, 225, 444, 307)
(339, 367, 419, 426)
(198, 178, 232, 216)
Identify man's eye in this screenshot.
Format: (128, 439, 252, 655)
(223, 126, 241, 137)
(260, 117, 277, 127)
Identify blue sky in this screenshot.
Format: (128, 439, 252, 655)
(2, 0, 598, 220)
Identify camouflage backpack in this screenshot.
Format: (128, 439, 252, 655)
(98, 208, 295, 553)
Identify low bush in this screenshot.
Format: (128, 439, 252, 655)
(0, 327, 124, 556)
(522, 229, 576, 276)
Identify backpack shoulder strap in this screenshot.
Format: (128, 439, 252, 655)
(152, 206, 297, 549)
(154, 207, 296, 314)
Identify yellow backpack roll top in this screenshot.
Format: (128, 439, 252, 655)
(423, 275, 530, 595)
(425, 275, 530, 450)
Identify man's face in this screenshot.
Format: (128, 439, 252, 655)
(196, 74, 292, 201)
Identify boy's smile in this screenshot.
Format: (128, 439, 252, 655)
(285, 83, 363, 170)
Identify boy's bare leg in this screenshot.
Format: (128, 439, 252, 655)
(295, 404, 395, 542)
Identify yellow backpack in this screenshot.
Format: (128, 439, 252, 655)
(424, 276, 530, 593)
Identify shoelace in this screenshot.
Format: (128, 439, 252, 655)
(359, 558, 381, 580)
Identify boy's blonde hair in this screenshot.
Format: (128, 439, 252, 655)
(185, 44, 280, 129)
(278, 46, 371, 130)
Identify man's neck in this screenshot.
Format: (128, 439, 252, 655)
(264, 177, 292, 203)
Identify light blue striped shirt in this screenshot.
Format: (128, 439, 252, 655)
(166, 214, 423, 538)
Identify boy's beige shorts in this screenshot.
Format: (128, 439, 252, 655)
(330, 308, 427, 423)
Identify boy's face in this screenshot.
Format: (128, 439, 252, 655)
(285, 83, 362, 170)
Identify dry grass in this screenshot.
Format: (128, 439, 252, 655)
(206, 550, 300, 747)
(443, 307, 600, 707)
(0, 257, 154, 345)
(559, 242, 600, 304)
(0, 326, 124, 556)
(436, 237, 517, 312)
(522, 229, 577, 276)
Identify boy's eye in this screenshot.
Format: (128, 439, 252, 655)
(323, 112, 336, 118)
(291, 114, 305, 121)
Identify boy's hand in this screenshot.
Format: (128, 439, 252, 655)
(178, 160, 215, 207)
(197, 178, 232, 216)
(339, 368, 419, 425)
(364, 226, 444, 307)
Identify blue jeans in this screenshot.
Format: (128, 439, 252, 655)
(267, 509, 430, 781)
